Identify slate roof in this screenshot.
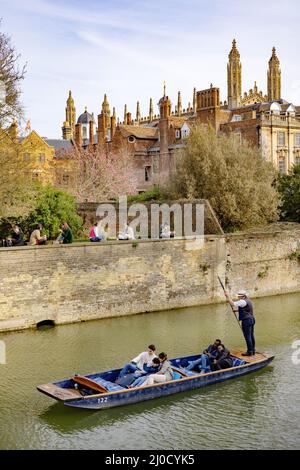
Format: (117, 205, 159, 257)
(119, 125, 158, 140)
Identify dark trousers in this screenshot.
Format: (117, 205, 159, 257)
(242, 320, 256, 353)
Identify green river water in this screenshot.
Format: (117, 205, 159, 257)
(0, 292, 300, 450)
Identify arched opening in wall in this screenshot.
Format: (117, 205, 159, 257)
(36, 319, 55, 330)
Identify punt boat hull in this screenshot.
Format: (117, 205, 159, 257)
(37, 349, 274, 410)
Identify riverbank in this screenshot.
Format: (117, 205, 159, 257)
(0, 227, 299, 332)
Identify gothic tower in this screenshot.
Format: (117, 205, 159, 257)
(62, 90, 76, 139)
(158, 83, 172, 184)
(227, 39, 242, 109)
(177, 91, 182, 116)
(268, 47, 281, 102)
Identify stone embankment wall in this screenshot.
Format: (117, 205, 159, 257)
(0, 228, 299, 332)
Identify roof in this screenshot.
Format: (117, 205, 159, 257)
(169, 117, 188, 129)
(119, 125, 158, 140)
(45, 139, 74, 151)
(77, 110, 94, 124)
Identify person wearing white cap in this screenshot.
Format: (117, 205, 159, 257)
(224, 289, 256, 356)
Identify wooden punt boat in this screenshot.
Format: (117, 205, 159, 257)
(37, 349, 274, 410)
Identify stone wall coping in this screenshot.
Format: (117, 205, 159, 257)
(0, 228, 299, 254)
(0, 235, 222, 253)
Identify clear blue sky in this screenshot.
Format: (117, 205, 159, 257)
(1, 0, 299, 138)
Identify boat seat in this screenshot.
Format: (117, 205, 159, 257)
(73, 374, 126, 393)
(173, 372, 182, 380)
(91, 377, 125, 392)
(231, 358, 246, 367)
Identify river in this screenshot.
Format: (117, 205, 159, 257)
(0, 292, 299, 450)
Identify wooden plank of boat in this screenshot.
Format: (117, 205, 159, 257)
(37, 383, 82, 401)
(230, 349, 270, 363)
(72, 374, 108, 393)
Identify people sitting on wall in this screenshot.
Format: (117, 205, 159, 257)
(159, 223, 175, 239)
(210, 344, 233, 371)
(143, 352, 174, 386)
(2, 225, 25, 247)
(11, 225, 25, 246)
(186, 339, 222, 373)
(118, 344, 157, 378)
(29, 223, 47, 246)
(56, 221, 73, 244)
(89, 220, 107, 242)
(118, 223, 135, 241)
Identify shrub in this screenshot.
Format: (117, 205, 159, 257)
(168, 125, 279, 231)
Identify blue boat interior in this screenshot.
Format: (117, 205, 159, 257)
(54, 355, 246, 396)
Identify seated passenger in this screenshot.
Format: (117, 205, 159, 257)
(118, 224, 135, 241)
(129, 357, 161, 388)
(211, 344, 233, 371)
(143, 352, 174, 386)
(118, 345, 157, 378)
(186, 339, 222, 372)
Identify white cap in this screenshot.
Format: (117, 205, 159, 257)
(237, 289, 247, 297)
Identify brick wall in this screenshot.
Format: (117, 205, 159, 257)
(0, 228, 299, 332)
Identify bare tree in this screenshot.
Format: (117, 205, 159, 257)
(56, 143, 138, 202)
(0, 20, 26, 127)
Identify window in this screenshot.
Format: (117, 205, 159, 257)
(295, 156, 300, 166)
(82, 126, 87, 139)
(278, 157, 286, 174)
(175, 130, 181, 139)
(62, 174, 70, 186)
(145, 166, 151, 182)
(294, 134, 300, 148)
(232, 114, 242, 122)
(23, 153, 30, 162)
(278, 132, 285, 147)
(39, 153, 45, 163)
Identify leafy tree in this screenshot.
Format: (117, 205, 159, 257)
(168, 125, 279, 231)
(24, 186, 83, 239)
(278, 164, 300, 222)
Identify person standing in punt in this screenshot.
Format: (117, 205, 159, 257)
(225, 289, 256, 356)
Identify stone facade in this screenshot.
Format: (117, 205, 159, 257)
(0, 228, 299, 332)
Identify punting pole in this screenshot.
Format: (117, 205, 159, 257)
(217, 275, 243, 332)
